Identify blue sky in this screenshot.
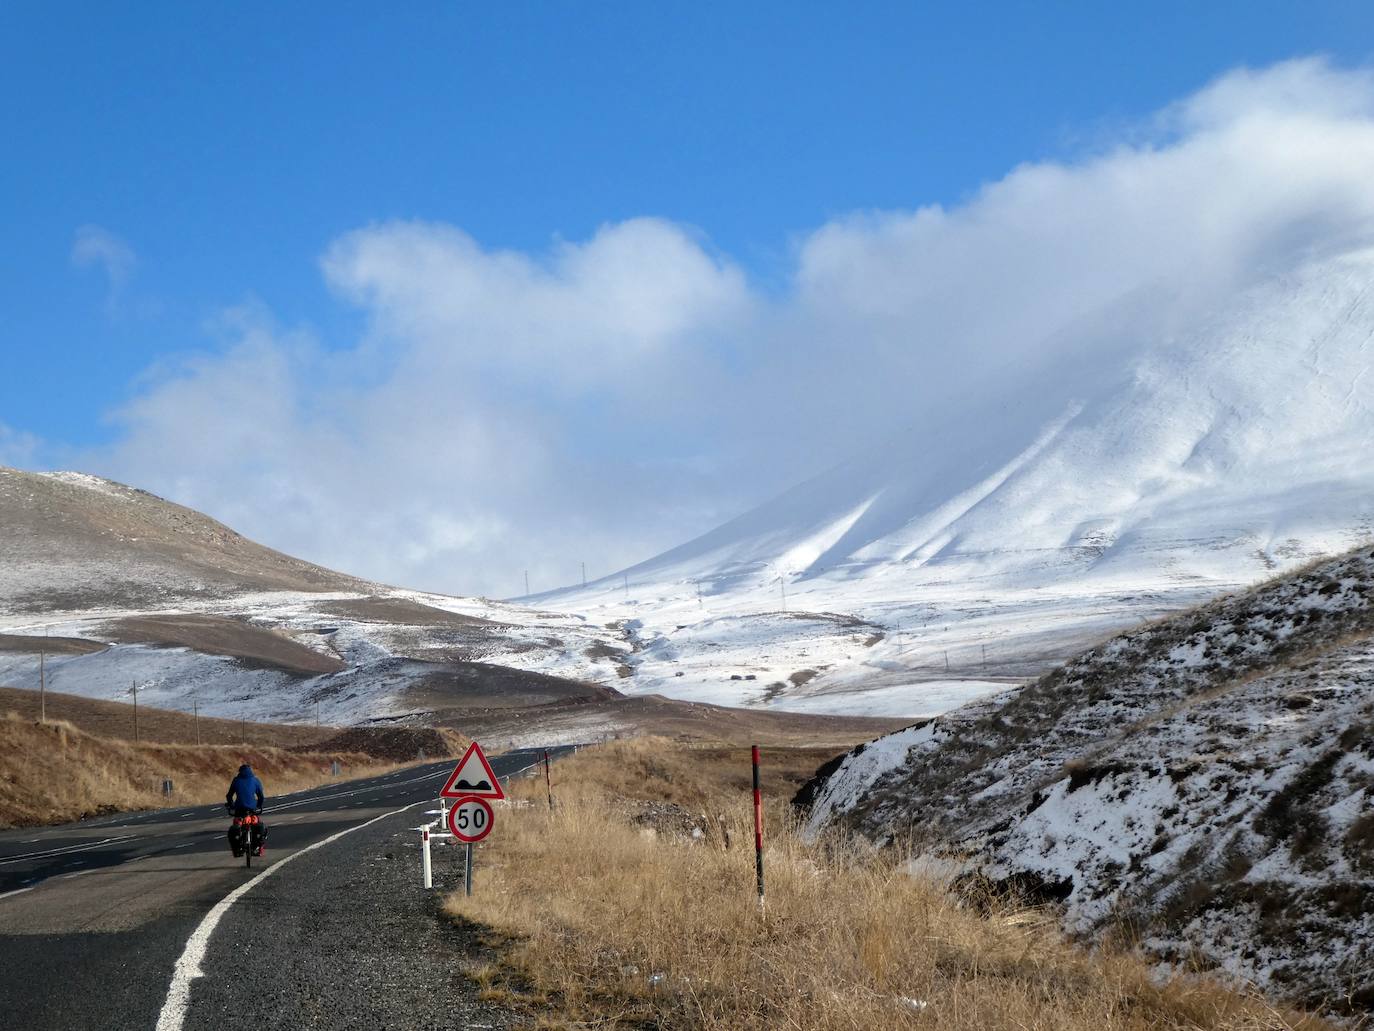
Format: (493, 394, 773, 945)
(3, 4, 1374, 593)
(5, 2, 1371, 445)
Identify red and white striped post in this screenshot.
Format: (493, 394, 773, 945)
(752, 744, 765, 913)
(543, 748, 554, 809)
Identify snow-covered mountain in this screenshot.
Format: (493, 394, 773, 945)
(800, 542, 1374, 1013)
(7, 247, 1374, 727)
(540, 247, 1374, 716)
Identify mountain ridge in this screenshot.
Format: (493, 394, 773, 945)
(0, 466, 374, 613)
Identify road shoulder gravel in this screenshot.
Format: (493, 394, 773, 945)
(183, 806, 519, 1030)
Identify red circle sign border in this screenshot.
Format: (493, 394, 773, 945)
(446, 795, 495, 843)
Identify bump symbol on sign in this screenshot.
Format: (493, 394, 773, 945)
(440, 741, 505, 800)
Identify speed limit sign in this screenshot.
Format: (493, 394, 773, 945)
(446, 796, 495, 843)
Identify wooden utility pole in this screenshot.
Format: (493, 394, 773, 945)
(38, 648, 45, 723)
(131, 680, 139, 742)
(524, 570, 530, 597)
(581, 562, 586, 588)
(193, 698, 200, 746)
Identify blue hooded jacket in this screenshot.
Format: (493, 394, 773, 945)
(226, 764, 265, 812)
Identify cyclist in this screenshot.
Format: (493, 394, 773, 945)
(225, 763, 266, 857)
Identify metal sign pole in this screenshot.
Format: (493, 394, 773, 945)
(464, 843, 473, 897)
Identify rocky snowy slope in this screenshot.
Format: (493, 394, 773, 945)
(538, 246, 1374, 719)
(801, 544, 1374, 1012)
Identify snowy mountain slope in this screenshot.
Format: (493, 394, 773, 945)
(0, 465, 632, 727)
(539, 247, 1374, 716)
(801, 544, 1374, 1012)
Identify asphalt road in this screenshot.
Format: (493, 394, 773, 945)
(0, 747, 569, 1030)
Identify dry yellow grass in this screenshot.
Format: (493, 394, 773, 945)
(0, 711, 392, 827)
(447, 739, 1328, 1031)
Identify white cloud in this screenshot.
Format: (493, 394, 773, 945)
(0, 422, 41, 467)
(81, 58, 1374, 597)
(322, 218, 753, 390)
(71, 225, 137, 307)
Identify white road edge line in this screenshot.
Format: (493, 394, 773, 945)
(0, 885, 37, 903)
(153, 797, 430, 1031)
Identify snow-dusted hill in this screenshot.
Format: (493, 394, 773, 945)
(801, 544, 1374, 1012)
(539, 247, 1374, 716)
(0, 467, 373, 610)
(0, 465, 631, 731)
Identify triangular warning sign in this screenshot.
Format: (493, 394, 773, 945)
(440, 742, 505, 800)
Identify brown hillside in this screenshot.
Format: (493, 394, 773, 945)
(0, 714, 383, 827)
(0, 465, 371, 613)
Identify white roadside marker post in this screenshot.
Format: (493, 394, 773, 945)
(421, 828, 432, 889)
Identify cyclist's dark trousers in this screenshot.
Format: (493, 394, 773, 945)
(228, 806, 266, 853)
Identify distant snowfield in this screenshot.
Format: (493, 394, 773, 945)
(0, 588, 626, 727)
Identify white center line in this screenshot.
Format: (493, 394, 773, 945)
(0, 835, 137, 866)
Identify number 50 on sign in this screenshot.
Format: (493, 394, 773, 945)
(447, 796, 495, 843)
